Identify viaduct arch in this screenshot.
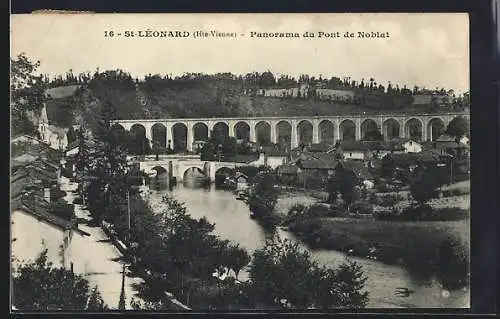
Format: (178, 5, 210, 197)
(112, 112, 468, 151)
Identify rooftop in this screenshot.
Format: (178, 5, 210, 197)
(223, 153, 260, 164)
(338, 160, 373, 180)
(297, 153, 338, 170)
(277, 163, 299, 174)
(12, 194, 76, 231)
(382, 150, 449, 166)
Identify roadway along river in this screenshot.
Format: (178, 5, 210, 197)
(146, 181, 469, 309)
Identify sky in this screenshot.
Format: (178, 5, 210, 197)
(11, 13, 469, 93)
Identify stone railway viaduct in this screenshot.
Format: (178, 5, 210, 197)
(112, 112, 469, 152)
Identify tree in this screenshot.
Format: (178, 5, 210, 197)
(247, 171, 279, 228)
(247, 235, 368, 309)
(11, 53, 47, 136)
(12, 249, 107, 311)
(66, 126, 77, 145)
(339, 172, 360, 209)
(84, 100, 130, 224)
(200, 142, 216, 161)
(222, 137, 238, 157)
(224, 244, 251, 280)
(445, 116, 469, 138)
(410, 168, 439, 207)
(326, 175, 341, 204)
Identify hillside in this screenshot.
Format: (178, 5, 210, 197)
(46, 82, 441, 132)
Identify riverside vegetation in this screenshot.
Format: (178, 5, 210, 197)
(244, 165, 469, 292)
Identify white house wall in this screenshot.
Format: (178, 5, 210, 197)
(265, 156, 287, 169)
(344, 151, 365, 160)
(403, 141, 423, 153)
(11, 210, 68, 269)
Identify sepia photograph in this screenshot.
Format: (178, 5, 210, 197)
(10, 13, 470, 311)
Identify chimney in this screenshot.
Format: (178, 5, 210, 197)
(44, 187, 51, 203)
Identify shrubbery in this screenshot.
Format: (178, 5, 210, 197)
(442, 188, 470, 198)
(284, 203, 347, 227)
(247, 236, 369, 309)
(349, 201, 373, 215)
(12, 249, 107, 311)
(377, 193, 406, 207)
(374, 206, 469, 221)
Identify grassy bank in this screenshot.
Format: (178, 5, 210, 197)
(288, 217, 469, 289)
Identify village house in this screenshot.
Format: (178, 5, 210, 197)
(335, 160, 375, 189)
(295, 153, 338, 189)
(365, 139, 421, 160)
(10, 156, 81, 270)
(412, 93, 451, 106)
(260, 145, 290, 169)
(381, 149, 452, 183)
(36, 103, 69, 151)
(424, 134, 470, 160)
(25, 85, 83, 151)
(234, 172, 249, 190)
(276, 163, 299, 186)
(315, 88, 356, 103)
(327, 140, 372, 161)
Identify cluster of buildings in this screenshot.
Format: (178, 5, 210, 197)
(10, 130, 144, 309)
(247, 134, 471, 190)
(10, 134, 83, 271)
(257, 84, 454, 109)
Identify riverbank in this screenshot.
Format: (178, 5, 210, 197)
(162, 185, 470, 308)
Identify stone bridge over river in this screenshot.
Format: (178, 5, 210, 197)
(111, 112, 469, 152)
(137, 155, 259, 183)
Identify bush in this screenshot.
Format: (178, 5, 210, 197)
(285, 203, 347, 227)
(378, 193, 405, 207)
(328, 204, 348, 217)
(375, 206, 469, 222)
(442, 188, 470, 198)
(307, 204, 332, 218)
(350, 201, 373, 215)
(424, 207, 469, 221)
(373, 209, 397, 221)
(436, 237, 469, 290)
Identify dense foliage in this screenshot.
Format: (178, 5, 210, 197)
(410, 168, 441, 206)
(445, 116, 470, 138)
(11, 54, 47, 136)
(12, 249, 107, 311)
(247, 235, 368, 309)
(247, 170, 280, 229)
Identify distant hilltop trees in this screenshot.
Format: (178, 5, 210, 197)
(43, 69, 462, 98)
(42, 69, 469, 111)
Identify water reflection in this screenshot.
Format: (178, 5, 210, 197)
(147, 182, 469, 308)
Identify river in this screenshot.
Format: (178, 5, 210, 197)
(146, 180, 469, 309)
